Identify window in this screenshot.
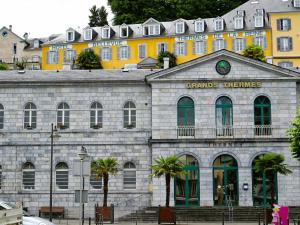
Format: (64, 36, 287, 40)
(216, 96, 233, 136)
(102, 27, 110, 39)
(254, 10, 264, 28)
(124, 101, 136, 129)
(157, 43, 168, 55)
(193, 41, 207, 55)
(233, 38, 246, 52)
(0, 165, 2, 189)
(33, 40, 39, 48)
(67, 31, 75, 42)
(253, 36, 267, 49)
(57, 102, 70, 129)
(138, 44, 146, 59)
(90, 173, 102, 189)
(22, 162, 35, 190)
(24, 102, 37, 129)
(195, 20, 205, 32)
(254, 96, 271, 136)
(174, 42, 186, 56)
(32, 55, 40, 63)
(84, 29, 93, 41)
(176, 22, 185, 34)
(100, 47, 112, 61)
(118, 46, 130, 60)
(0, 104, 3, 129)
(13, 43, 17, 55)
(213, 39, 226, 52)
(120, 27, 128, 38)
(56, 162, 68, 189)
(294, 0, 300, 7)
(123, 162, 136, 189)
(90, 102, 103, 129)
(214, 19, 224, 31)
(277, 37, 293, 51)
(278, 61, 293, 68)
(177, 97, 195, 137)
(277, 19, 291, 31)
(47, 51, 58, 64)
(64, 50, 76, 63)
(143, 25, 160, 36)
(234, 17, 244, 29)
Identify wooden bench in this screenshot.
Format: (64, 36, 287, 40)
(39, 207, 65, 218)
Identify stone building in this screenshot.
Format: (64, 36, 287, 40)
(0, 50, 299, 218)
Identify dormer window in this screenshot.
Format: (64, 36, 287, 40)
(234, 17, 244, 29)
(214, 18, 224, 31)
(176, 22, 185, 34)
(67, 31, 75, 42)
(254, 9, 264, 28)
(294, 0, 300, 7)
(102, 27, 110, 39)
(84, 29, 93, 41)
(143, 24, 160, 36)
(195, 20, 205, 32)
(120, 26, 128, 38)
(33, 40, 40, 48)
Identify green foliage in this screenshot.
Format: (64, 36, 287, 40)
(0, 63, 8, 70)
(287, 108, 300, 160)
(157, 51, 177, 69)
(91, 158, 118, 206)
(242, 45, 266, 62)
(107, 0, 248, 25)
(16, 58, 28, 70)
(88, 5, 109, 27)
(75, 49, 102, 70)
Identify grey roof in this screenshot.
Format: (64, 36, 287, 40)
(0, 69, 156, 84)
(44, 0, 300, 46)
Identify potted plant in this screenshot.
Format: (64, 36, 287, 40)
(92, 157, 118, 223)
(253, 152, 292, 224)
(151, 155, 185, 224)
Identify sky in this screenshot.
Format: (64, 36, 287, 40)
(0, 0, 113, 38)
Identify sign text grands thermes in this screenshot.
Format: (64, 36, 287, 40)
(186, 82, 262, 89)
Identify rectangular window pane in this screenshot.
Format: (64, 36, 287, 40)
(23, 171, 35, 189)
(124, 170, 136, 189)
(56, 171, 68, 189)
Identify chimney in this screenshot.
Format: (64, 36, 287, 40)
(23, 32, 29, 40)
(9, 25, 12, 31)
(163, 57, 170, 69)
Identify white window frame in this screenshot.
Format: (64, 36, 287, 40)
(90, 173, 102, 190)
(214, 39, 226, 51)
(24, 103, 37, 129)
(66, 31, 75, 42)
(64, 50, 76, 63)
(214, 19, 224, 31)
(157, 43, 168, 55)
(84, 29, 93, 41)
(55, 162, 69, 190)
(234, 17, 244, 29)
(47, 51, 58, 64)
(101, 47, 111, 61)
(195, 20, 205, 32)
(102, 27, 110, 39)
(278, 61, 293, 68)
(120, 46, 129, 60)
(294, 0, 300, 7)
(176, 22, 185, 34)
(176, 42, 185, 55)
(194, 40, 206, 55)
(277, 19, 291, 31)
(143, 24, 160, 36)
(57, 102, 70, 129)
(22, 162, 35, 190)
(120, 26, 129, 38)
(124, 101, 136, 129)
(278, 37, 292, 52)
(253, 36, 266, 49)
(123, 162, 136, 190)
(33, 40, 39, 48)
(234, 38, 245, 52)
(138, 44, 146, 59)
(90, 102, 103, 129)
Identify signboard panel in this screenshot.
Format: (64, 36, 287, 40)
(73, 160, 91, 176)
(75, 190, 88, 203)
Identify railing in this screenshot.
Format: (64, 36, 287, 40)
(216, 126, 234, 137)
(254, 125, 272, 136)
(177, 126, 195, 138)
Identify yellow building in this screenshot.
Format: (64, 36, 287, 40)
(42, 0, 300, 70)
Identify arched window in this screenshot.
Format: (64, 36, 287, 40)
(0, 104, 4, 129)
(124, 101, 136, 129)
(55, 162, 69, 189)
(252, 154, 278, 207)
(216, 96, 233, 136)
(213, 154, 238, 206)
(22, 162, 35, 189)
(177, 97, 195, 137)
(254, 96, 272, 136)
(57, 102, 70, 129)
(0, 165, 2, 189)
(90, 102, 103, 129)
(24, 102, 37, 129)
(123, 162, 136, 189)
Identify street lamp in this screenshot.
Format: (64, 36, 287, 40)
(49, 123, 60, 222)
(78, 146, 88, 225)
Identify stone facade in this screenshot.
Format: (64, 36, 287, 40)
(0, 50, 300, 219)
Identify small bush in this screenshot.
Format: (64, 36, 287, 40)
(76, 49, 102, 70)
(242, 45, 266, 62)
(0, 63, 8, 70)
(157, 51, 177, 68)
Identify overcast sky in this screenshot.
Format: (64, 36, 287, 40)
(0, 0, 112, 38)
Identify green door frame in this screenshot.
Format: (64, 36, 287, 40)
(174, 165, 200, 207)
(254, 100, 271, 125)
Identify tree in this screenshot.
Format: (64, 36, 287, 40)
(75, 49, 102, 70)
(253, 153, 292, 207)
(0, 63, 8, 70)
(91, 158, 118, 207)
(242, 45, 266, 62)
(287, 109, 300, 160)
(88, 5, 108, 27)
(107, 0, 248, 25)
(151, 155, 185, 207)
(157, 51, 177, 69)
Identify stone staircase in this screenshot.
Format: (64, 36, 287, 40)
(118, 206, 300, 222)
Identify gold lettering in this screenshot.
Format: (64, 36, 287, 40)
(256, 82, 262, 88)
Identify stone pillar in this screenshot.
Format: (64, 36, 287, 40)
(238, 167, 253, 206)
(200, 168, 214, 206)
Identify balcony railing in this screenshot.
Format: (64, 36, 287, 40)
(174, 125, 286, 139)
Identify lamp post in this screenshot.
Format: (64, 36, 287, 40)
(78, 146, 88, 225)
(49, 123, 60, 222)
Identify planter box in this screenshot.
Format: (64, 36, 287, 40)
(95, 204, 114, 224)
(158, 205, 176, 225)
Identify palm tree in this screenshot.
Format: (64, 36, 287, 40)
(91, 158, 118, 207)
(151, 155, 185, 207)
(253, 152, 292, 207)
